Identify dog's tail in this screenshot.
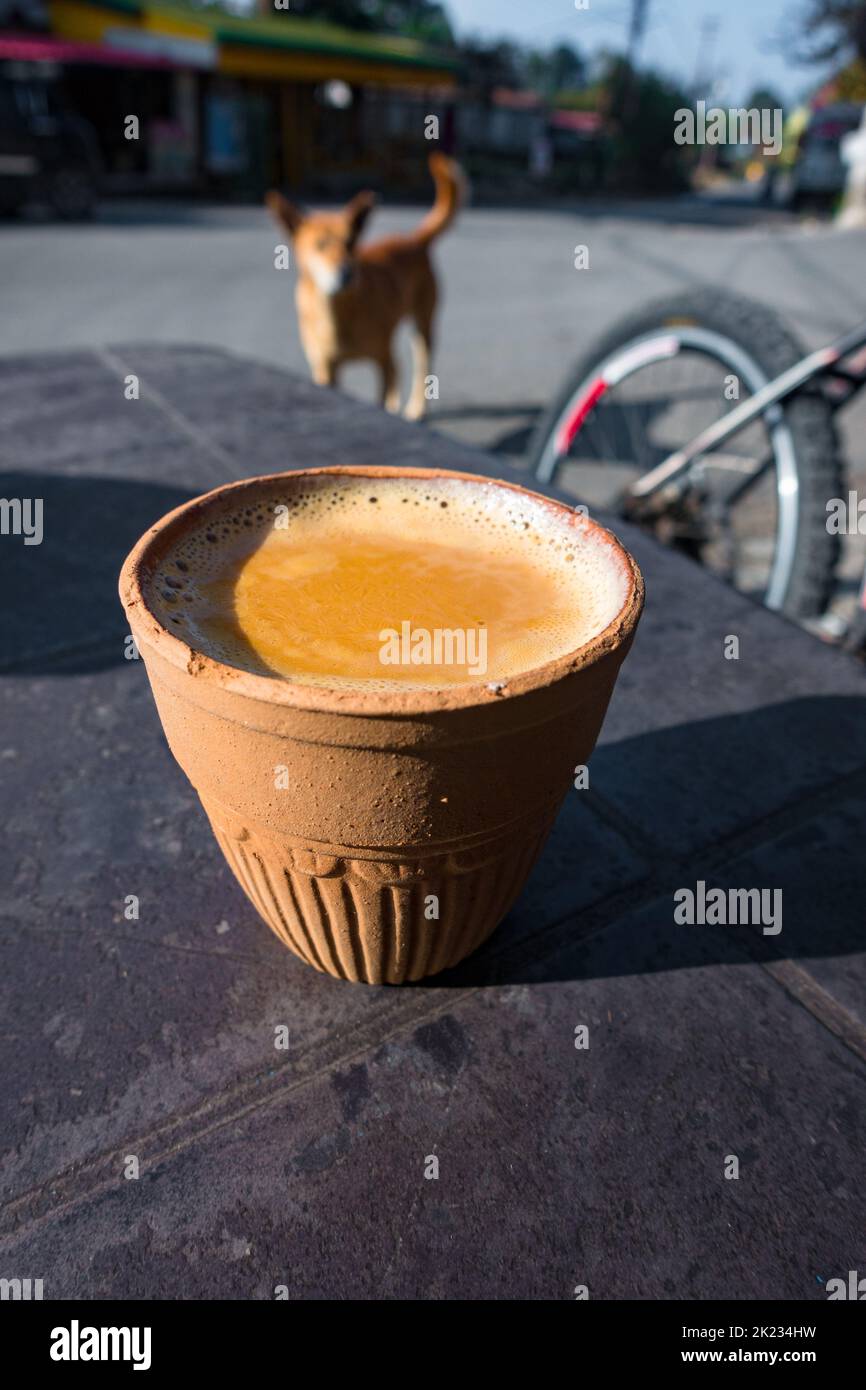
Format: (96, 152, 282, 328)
(410, 153, 463, 246)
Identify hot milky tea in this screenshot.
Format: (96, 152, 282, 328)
(148, 475, 628, 689)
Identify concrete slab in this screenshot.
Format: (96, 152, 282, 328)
(1, 348, 864, 1300)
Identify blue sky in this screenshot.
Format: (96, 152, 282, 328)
(447, 0, 838, 105)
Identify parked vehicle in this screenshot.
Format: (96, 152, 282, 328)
(0, 67, 101, 218)
(772, 102, 864, 209)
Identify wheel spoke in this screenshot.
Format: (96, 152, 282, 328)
(551, 342, 787, 605)
(710, 452, 775, 508)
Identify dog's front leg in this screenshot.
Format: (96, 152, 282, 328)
(404, 327, 432, 421)
(310, 358, 338, 389)
(379, 352, 401, 414)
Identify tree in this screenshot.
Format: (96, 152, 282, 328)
(599, 54, 694, 192)
(792, 0, 866, 63)
(744, 87, 786, 117)
(549, 42, 586, 93)
(520, 42, 586, 97)
(254, 0, 455, 44)
(459, 37, 523, 100)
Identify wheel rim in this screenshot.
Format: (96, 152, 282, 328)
(537, 327, 800, 611)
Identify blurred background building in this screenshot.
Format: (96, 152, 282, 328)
(0, 0, 462, 200)
(2, 0, 865, 214)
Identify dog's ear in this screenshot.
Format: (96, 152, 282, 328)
(265, 190, 303, 235)
(344, 190, 376, 245)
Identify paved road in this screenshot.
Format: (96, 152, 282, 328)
(4, 194, 866, 615)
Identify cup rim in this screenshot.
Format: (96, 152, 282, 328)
(119, 465, 645, 717)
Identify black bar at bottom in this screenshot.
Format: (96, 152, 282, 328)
(4, 1296, 861, 1373)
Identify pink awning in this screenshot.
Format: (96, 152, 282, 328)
(550, 110, 602, 134)
(0, 34, 175, 69)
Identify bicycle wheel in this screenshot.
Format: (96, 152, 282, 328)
(528, 288, 842, 619)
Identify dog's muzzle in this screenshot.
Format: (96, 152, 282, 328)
(332, 264, 355, 293)
(310, 259, 356, 296)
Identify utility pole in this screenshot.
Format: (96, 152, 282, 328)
(626, 0, 650, 70)
(691, 15, 720, 95)
(622, 0, 650, 122)
(692, 16, 721, 179)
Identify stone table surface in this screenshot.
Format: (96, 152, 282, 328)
(1, 346, 865, 1301)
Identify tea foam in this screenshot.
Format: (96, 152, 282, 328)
(147, 474, 629, 689)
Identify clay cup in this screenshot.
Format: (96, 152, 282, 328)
(119, 466, 644, 984)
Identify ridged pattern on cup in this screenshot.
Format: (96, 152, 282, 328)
(204, 797, 557, 983)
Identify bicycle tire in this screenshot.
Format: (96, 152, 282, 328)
(528, 288, 843, 619)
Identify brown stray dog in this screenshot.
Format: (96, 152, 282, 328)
(266, 154, 462, 420)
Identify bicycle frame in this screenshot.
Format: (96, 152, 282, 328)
(541, 310, 866, 639)
(627, 319, 866, 503)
